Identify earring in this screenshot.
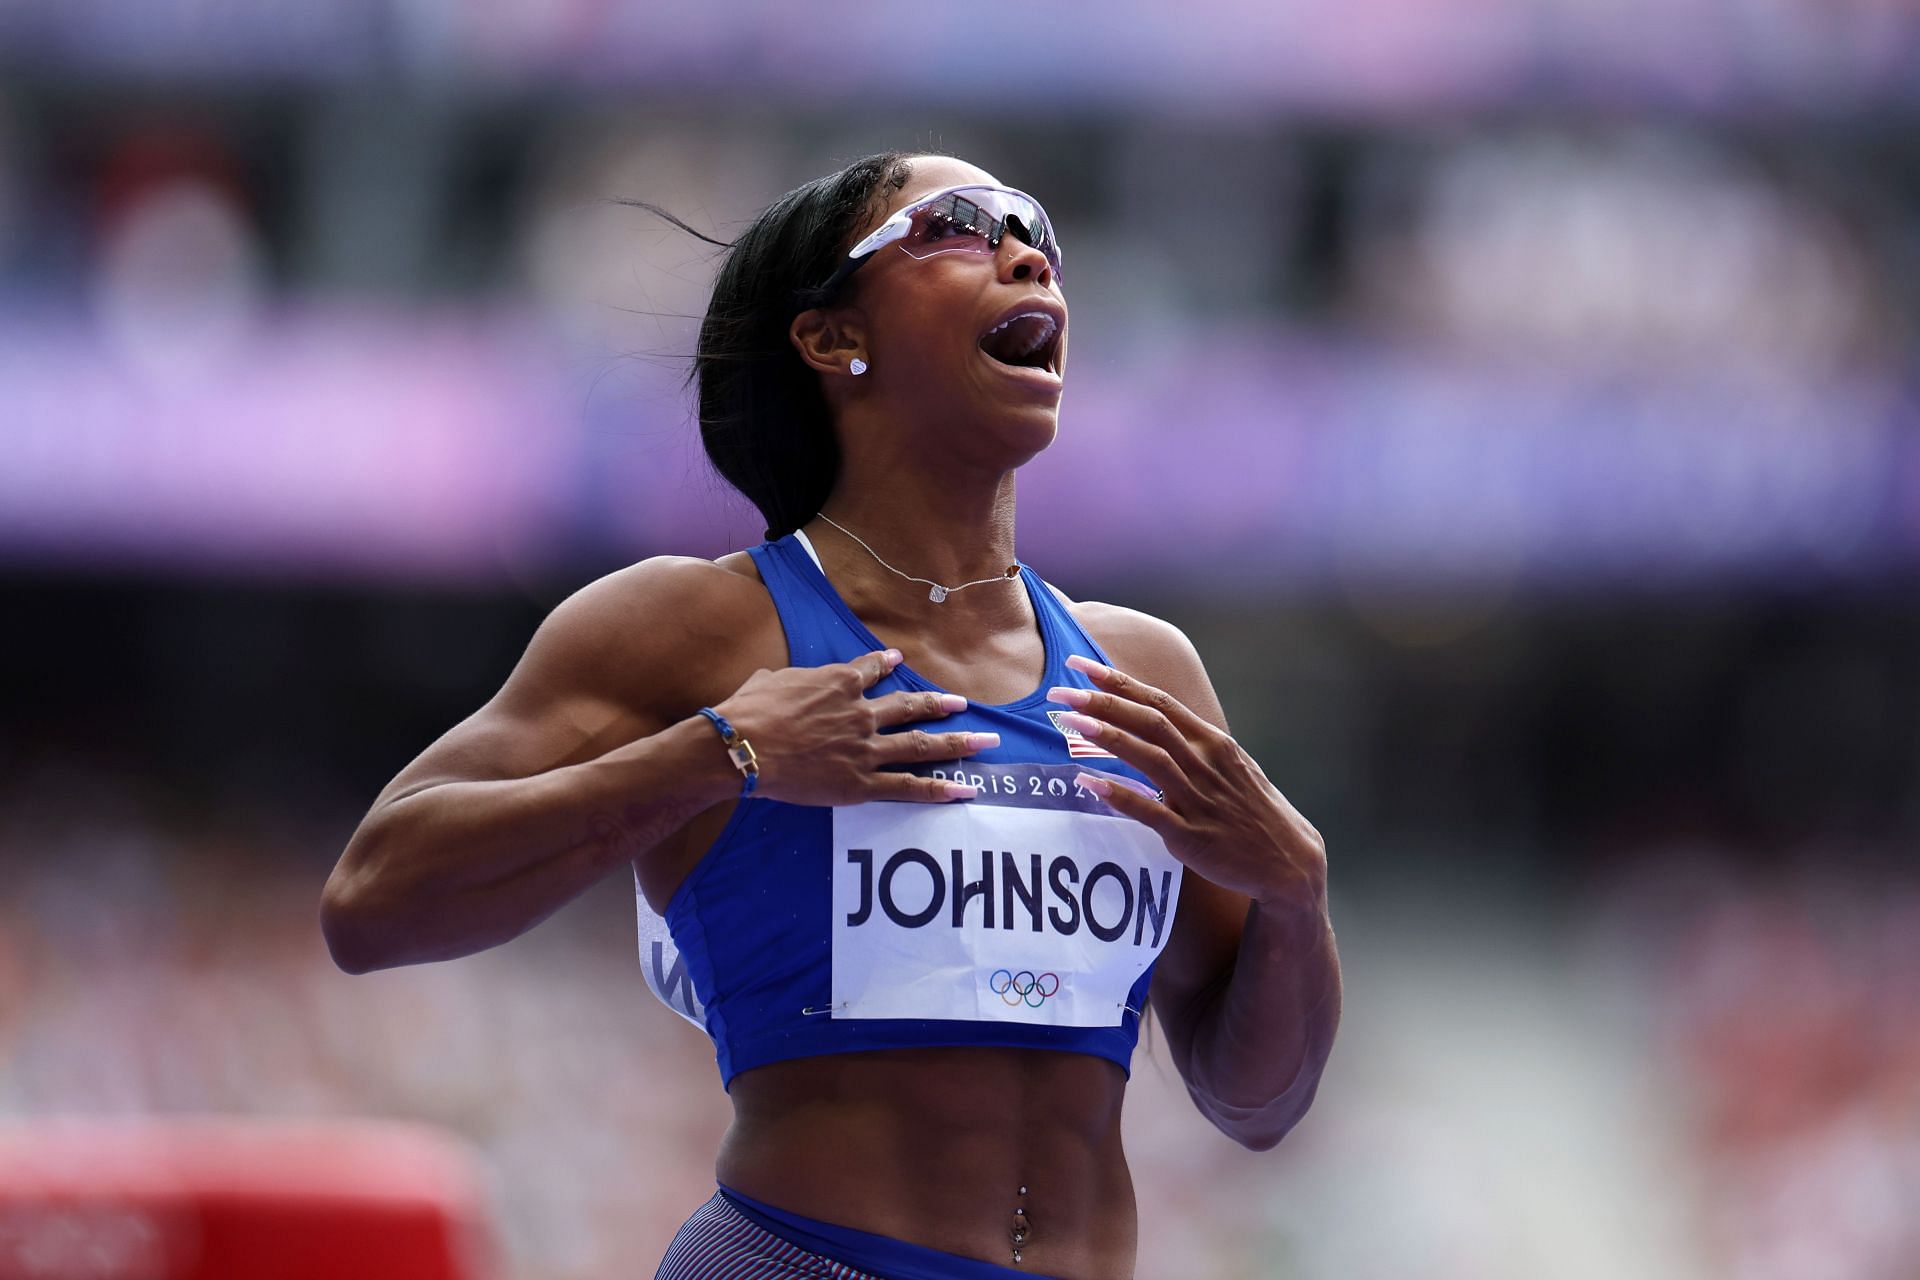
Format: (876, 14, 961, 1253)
(849, 358, 868, 375)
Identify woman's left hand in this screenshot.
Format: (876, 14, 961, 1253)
(1048, 653, 1327, 916)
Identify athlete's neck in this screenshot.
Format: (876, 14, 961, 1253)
(803, 471, 1026, 630)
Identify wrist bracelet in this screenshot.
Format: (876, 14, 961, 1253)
(696, 706, 759, 797)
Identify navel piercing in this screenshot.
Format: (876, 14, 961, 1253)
(849, 358, 868, 375)
(1010, 1189, 1031, 1264)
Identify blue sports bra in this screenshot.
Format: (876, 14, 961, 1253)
(633, 530, 1185, 1091)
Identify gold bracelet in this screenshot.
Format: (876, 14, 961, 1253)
(695, 707, 759, 796)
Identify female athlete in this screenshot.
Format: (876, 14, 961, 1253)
(321, 150, 1341, 1280)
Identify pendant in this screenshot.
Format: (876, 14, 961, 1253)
(928, 585, 948, 603)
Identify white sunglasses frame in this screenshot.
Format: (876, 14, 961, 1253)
(812, 183, 1063, 300)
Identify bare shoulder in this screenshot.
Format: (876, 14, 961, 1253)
(1040, 580, 1227, 732)
(512, 550, 775, 721)
(543, 552, 765, 657)
(365, 551, 778, 806)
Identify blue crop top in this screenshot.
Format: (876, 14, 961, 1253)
(633, 530, 1186, 1091)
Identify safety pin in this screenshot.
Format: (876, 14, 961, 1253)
(799, 1002, 847, 1017)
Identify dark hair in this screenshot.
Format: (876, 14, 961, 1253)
(617, 150, 948, 541)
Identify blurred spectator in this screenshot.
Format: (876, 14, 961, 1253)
(1584, 849, 1920, 1280)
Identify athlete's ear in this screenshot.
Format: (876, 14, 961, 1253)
(789, 306, 867, 379)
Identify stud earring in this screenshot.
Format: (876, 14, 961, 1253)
(849, 358, 868, 375)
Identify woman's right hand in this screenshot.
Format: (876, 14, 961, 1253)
(712, 648, 992, 805)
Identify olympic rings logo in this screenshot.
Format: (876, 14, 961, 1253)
(990, 968, 1060, 1008)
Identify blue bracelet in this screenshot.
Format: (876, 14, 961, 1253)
(696, 706, 759, 797)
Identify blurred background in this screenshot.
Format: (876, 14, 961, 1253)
(2, 1, 1918, 1277)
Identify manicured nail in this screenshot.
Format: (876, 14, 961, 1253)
(938, 693, 969, 712)
(884, 648, 903, 665)
(1065, 655, 1110, 678)
(965, 733, 1001, 750)
(1074, 773, 1112, 797)
(944, 782, 979, 800)
(1046, 685, 1091, 708)
(1057, 711, 1104, 737)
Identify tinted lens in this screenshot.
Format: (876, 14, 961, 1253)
(895, 188, 1061, 279)
(900, 197, 993, 253)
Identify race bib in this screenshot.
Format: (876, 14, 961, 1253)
(830, 762, 1184, 1026)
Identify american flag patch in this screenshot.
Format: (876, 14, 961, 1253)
(1046, 709, 1116, 758)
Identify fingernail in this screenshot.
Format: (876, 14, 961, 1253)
(938, 694, 969, 712)
(1047, 685, 1091, 707)
(884, 648, 903, 664)
(1058, 711, 1104, 736)
(1066, 655, 1110, 678)
(1074, 773, 1112, 797)
(945, 782, 979, 800)
(965, 732, 1001, 750)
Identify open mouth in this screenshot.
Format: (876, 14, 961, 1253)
(977, 310, 1062, 376)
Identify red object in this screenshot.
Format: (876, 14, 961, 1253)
(93, 125, 251, 233)
(0, 1117, 498, 1280)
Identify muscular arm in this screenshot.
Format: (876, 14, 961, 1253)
(1065, 595, 1342, 1151)
(320, 557, 751, 974)
(1180, 891, 1339, 1149)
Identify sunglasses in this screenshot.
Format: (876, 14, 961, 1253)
(812, 184, 1063, 301)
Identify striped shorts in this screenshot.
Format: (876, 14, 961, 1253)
(655, 1183, 1065, 1280)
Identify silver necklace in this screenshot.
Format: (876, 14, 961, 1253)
(815, 513, 1020, 604)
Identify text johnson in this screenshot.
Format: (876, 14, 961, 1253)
(845, 848, 1174, 947)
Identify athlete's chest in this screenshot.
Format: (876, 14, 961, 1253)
(715, 553, 1104, 711)
(641, 603, 1102, 916)
(823, 766, 1182, 1025)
